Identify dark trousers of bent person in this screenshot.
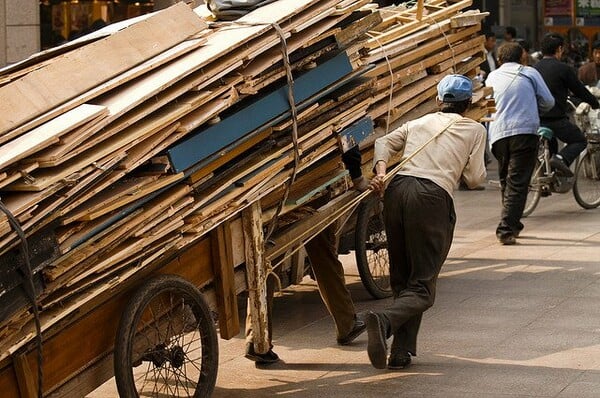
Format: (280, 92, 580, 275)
(246, 224, 356, 347)
(541, 117, 587, 166)
(491, 134, 538, 239)
(381, 175, 455, 356)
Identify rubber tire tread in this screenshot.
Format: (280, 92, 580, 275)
(114, 274, 218, 398)
(522, 160, 542, 217)
(573, 151, 600, 209)
(354, 195, 392, 300)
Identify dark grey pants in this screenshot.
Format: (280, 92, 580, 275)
(491, 134, 538, 238)
(381, 175, 456, 355)
(541, 117, 587, 166)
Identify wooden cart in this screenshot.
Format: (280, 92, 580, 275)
(0, 186, 389, 397)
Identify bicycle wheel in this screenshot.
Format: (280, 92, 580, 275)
(522, 159, 543, 217)
(355, 194, 392, 299)
(114, 274, 218, 398)
(573, 150, 600, 209)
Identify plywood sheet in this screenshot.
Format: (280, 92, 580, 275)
(0, 3, 207, 136)
(0, 104, 107, 170)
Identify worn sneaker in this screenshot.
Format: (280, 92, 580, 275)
(499, 234, 516, 245)
(245, 343, 280, 364)
(550, 155, 574, 177)
(388, 351, 412, 370)
(337, 315, 367, 346)
(366, 312, 389, 369)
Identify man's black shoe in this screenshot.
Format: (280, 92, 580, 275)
(366, 312, 388, 369)
(337, 316, 367, 346)
(550, 155, 574, 177)
(245, 343, 280, 364)
(499, 234, 516, 245)
(388, 351, 411, 370)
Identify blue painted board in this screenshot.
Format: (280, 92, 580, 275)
(338, 116, 374, 152)
(168, 52, 355, 173)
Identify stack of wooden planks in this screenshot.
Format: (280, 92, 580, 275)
(0, 0, 492, 360)
(361, 0, 492, 152)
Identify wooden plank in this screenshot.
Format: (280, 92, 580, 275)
(5, 114, 166, 191)
(210, 221, 240, 339)
(29, 114, 109, 163)
(242, 202, 270, 353)
(167, 51, 356, 173)
(366, 24, 482, 76)
(335, 10, 383, 47)
(338, 116, 374, 152)
(266, 190, 358, 260)
(430, 44, 484, 73)
(12, 354, 36, 398)
(78, 0, 327, 149)
(1, 183, 64, 219)
(366, 19, 453, 62)
(450, 10, 489, 28)
(119, 123, 181, 171)
(365, 0, 472, 50)
(0, 104, 107, 170)
(0, 163, 39, 190)
(0, 9, 168, 79)
(0, 3, 206, 136)
(416, 0, 424, 20)
(2, 36, 208, 145)
(176, 94, 236, 134)
(134, 196, 193, 238)
(39, 88, 203, 168)
(288, 170, 348, 206)
(61, 176, 161, 222)
(76, 173, 184, 222)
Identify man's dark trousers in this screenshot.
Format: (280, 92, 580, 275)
(381, 175, 455, 355)
(491, 134, 538, 239)
(541, 117, 587, 166)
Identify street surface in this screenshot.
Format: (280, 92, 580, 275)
(90, 168, 600, 397)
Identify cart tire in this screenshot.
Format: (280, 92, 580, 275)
(573, 150, 600, 209)
(523, 159, 543, 217)
(114, 274, 218, 398)
(354, 194, 392, 299)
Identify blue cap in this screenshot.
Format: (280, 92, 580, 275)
(437, 74, 473, 102)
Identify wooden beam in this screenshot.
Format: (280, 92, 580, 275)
(242, 202, 270, 354)
(210, 221, 240, 339)
(416, 0, 424, 21)
(12, 354, 36, 398)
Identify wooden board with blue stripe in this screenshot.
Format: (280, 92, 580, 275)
(167, 51, 355, 173)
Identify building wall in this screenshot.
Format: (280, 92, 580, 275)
(1, 0, 39, 66)
(510, 0, 538, 44)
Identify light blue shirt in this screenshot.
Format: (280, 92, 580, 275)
(486, 62, 555, 146)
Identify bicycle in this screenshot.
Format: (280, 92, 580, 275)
(523, 104, 600, 216)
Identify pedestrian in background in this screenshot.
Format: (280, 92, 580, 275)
(365, 75, 486, 370)
(534, 33, 600, 176)
(504, 26, 517, 42)
(479, 31, 498, 81)
(578, 40, 600, 87)
(485, 42, 555, 245)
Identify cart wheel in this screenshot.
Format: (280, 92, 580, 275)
(355, 194, 392, 299)
(114, 274, 218, 398)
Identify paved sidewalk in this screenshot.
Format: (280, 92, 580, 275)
(89, 175, 600, 397)
(212, 180, 600, 398)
